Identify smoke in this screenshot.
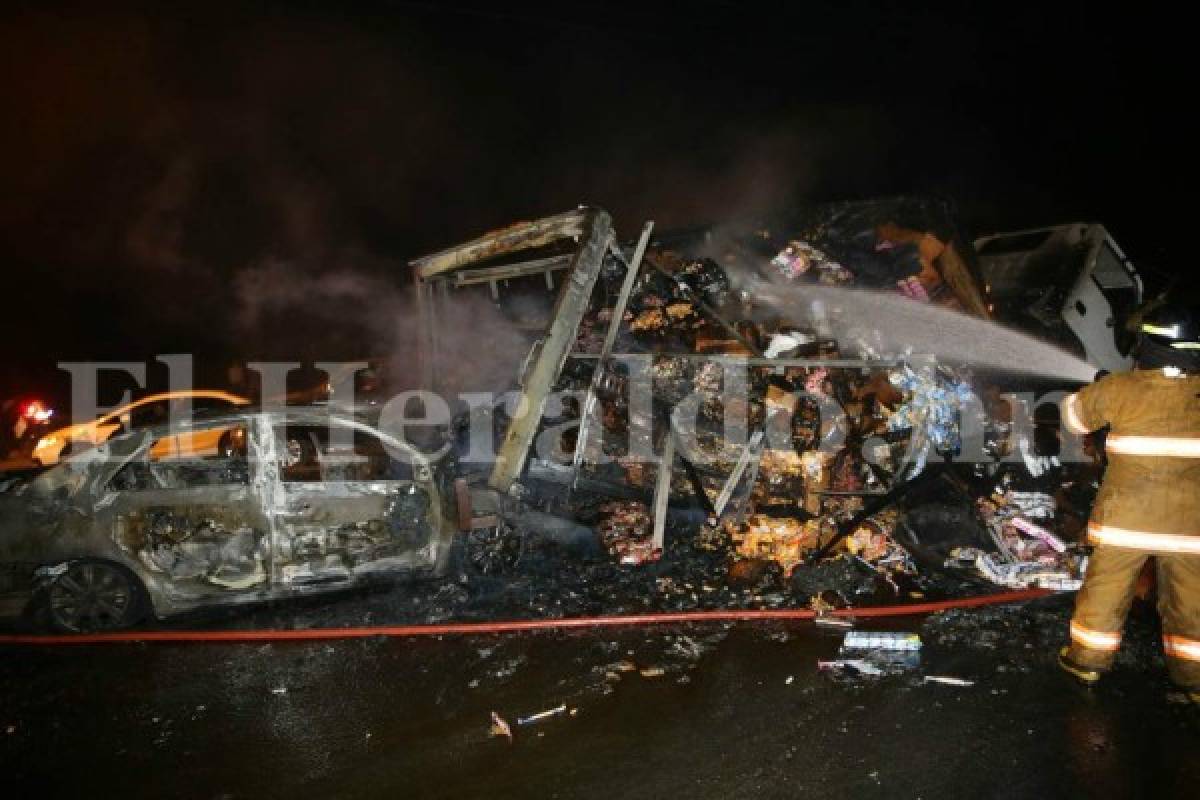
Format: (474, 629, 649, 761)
(233, 258, 405, 346)
(232, 254, 534, 395)
(0, 6, 896, 387)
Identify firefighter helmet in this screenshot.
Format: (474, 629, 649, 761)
(1137, 303, 1200, 370)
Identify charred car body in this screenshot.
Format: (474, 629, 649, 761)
(0, 410, 454, 631)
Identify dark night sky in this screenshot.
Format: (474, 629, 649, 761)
(0, 1, 1189, 396)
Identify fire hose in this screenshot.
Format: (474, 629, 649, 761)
(0, 587, 1050, 646)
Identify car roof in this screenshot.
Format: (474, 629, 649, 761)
(103, 389, 251, 419)
(36, 405, 441, 500)
(108, 406, 413, 451)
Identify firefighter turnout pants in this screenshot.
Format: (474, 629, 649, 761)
(1067, 545, 1200, 689)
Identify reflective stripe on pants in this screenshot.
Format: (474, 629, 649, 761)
(1158, 554, 1200, 688)
(1163, 635, 1200, 662)
(1066, 547, 1145, 671)
(1070, 621, 1121, 651)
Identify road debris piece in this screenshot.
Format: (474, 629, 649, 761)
(843, 632, 922, 651)
(490, 711, 513, 741)
(828, 631, 923, 676)
(923, 675, 975, 686)
(818, 659, 885, 677)
(517, 704, 568, 726)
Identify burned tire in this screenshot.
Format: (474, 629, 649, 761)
(43, 560, 147, 633)
(896, 502, 990, 570)
(457, 522, 525, 577)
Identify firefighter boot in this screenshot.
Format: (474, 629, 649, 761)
(1058, 647, 1102, 686)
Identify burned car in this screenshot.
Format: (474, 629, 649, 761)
(0, 410, 456, 632)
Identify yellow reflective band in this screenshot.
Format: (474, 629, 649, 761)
(1062, 394, 1090, 435)
(1106, 435, 1200, 458)
(1164, 635, 1200, 662)
(1171, 341, 1200, 350)
(1070, 621, 1122, 652)
(1088, 522, 1200, 555)
(1142, 323, 1181, 337)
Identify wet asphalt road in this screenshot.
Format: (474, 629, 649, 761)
(2, 590, 1198, 799)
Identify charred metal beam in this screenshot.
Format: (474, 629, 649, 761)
(450, 253, 575, 287)
(415, 277, 437, 391)
(489, 209, 614, 493)
(650, 431, 675, 551)
(712, 430, 764, 518)
(410, 209, 590, 280)
(571, 221, 655, 483)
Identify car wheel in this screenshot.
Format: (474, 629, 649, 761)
(462, 521, 524, 576)
(45, 560, 146, 633)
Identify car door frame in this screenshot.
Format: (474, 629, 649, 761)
(101, 414, 272, 613)
(252, 411, 451, 592)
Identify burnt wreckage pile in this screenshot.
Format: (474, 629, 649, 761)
(411, 204, 1096, 612)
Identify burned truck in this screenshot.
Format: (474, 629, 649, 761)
(410, 203, 1103, 590)
(973, 222, 1143, 375)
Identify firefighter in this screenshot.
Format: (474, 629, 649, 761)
(1057, 303, 1200, 699)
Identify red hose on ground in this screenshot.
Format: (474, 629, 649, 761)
(0, 588, 1051, 646)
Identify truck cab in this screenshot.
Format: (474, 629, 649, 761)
(974, 223, 1143, 375)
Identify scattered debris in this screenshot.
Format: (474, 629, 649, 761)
(818, 659, 885, 677)
(596, 501, 660, 565)
(842, 632, 922, 651)
(938, 485, 1089, 591)
(887, 363, 976, 478)
(923, 675, 975, 687)
(489, 711, 513, 742)
(517, 704, 568, 726)
(822, 631, 924, 678)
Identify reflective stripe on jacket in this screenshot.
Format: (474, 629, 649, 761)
(1062, 370, 1200, 548)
